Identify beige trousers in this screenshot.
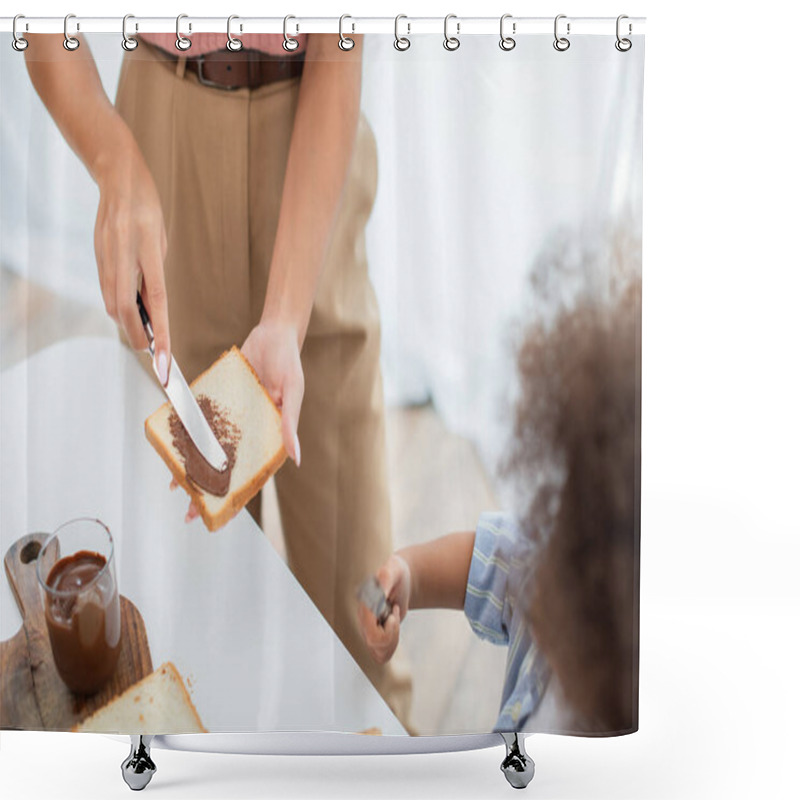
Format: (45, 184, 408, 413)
(115, 42, 413, 730)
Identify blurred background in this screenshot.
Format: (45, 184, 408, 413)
(0, 32, 643, 735)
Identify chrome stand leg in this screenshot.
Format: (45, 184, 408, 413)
(121, 735, 156, 791)
(499, 732, 535, 789)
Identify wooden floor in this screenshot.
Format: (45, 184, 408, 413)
(0, 267, 508, 735)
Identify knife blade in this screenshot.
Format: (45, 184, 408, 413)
(136, 291, 229, 473)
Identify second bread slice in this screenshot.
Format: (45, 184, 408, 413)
(145, 347, 287, 531)
(72, 662, 206, 734)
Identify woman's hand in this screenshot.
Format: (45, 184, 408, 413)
(94, 135, 171, 385)
(178, 318, 304, 524)
(240, 319, 304, 466)
(357, 554, 412, 664)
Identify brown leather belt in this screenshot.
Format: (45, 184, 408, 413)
(179, 49, 305, 91)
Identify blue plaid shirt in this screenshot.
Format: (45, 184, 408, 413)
(464, 511, 550, 732)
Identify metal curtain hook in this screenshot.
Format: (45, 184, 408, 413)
(12, 14, 28, 52)
(394, 14, 410, 51)
(553, 14, 570, 52)
(122, 14, 138, 51)
(176, 14, 192, 51)
(227, 15, 243, 51)
(63, 13, 80, 51)
(283, 15, 299, 51)
(499, 14, 516, 51)
(443, 13, 460, 51)
(339, 14, 355, 51)
(615, 14, 632, 51)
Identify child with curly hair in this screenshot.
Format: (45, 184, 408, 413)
(357, 276, 641, 734)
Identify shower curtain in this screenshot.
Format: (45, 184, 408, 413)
(0, 19, 644, 740)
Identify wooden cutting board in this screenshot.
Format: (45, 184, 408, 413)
(0, 532, 153, 731)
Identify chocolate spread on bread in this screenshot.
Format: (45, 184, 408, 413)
(168, 395, 240, 497)
(44, 551, 121, 694)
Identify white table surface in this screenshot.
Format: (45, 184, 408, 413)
(0, 336, 406, 736)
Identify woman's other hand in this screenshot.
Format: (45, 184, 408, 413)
(177, 319, 304, 524)
(241, 319, 304, 466)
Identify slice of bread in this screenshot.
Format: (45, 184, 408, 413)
(72, 662, 207, 734)
(145, 346, 287, 531)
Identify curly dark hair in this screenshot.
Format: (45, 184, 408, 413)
(507, 269, 641, 734)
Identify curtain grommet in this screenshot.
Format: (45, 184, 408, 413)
(394, 14, 411, 51)
(122, 14, 138, 51)
(499, 14, 516, 51)
(553, 14, 571, 52)
(11, 14, 28, 52)
(444, 14, 460, 51)
(227, 15, 243, 52)
(339, 14, 355, 51)
(283, 15, 300, 52)
(176, 13, 192, 51)
(63, 13, 80, 51)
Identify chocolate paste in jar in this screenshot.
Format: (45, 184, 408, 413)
(44, 550, 121, 695)
(168, 395, 240, 497)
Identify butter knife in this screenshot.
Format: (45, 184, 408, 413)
(136, 291, 229, 473)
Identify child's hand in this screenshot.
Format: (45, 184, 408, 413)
(357, 554, 411, 664)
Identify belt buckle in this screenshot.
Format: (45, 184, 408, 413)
(194, 56, 239, 91)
